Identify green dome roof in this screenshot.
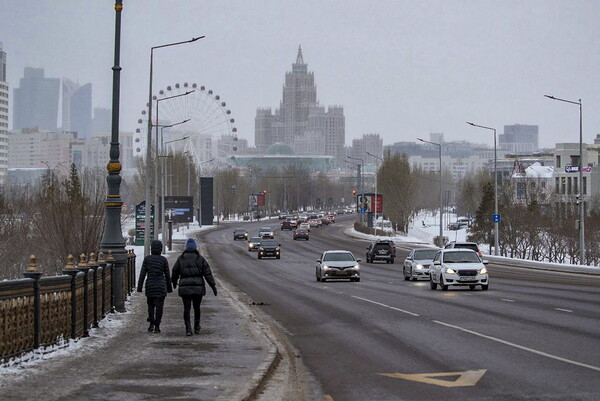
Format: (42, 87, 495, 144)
(267, 142, 295, 155)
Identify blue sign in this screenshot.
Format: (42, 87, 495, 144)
(360, 208, 367, 214)
(492, 214, 501, 223)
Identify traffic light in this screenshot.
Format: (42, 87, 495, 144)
(263, 190, 267, 195)
(352, 190, 356, 196)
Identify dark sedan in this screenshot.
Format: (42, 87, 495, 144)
(233, 228, 248, 240)
(293, 228, 310, 240)
(257, 239, 281, 259)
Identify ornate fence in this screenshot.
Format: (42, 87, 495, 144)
(0, 250, 136, 363)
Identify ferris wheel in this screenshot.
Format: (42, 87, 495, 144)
(134, 82, 238, 164)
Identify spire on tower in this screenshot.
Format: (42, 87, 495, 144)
(296, 45, 304, 65)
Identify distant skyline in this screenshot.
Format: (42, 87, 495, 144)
(1, 1, 600, 149)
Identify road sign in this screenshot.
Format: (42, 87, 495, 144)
(492, 213, 501, 223)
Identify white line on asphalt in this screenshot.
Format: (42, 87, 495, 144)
(432, 320, 600, 372)
(555, 308, 573, 313)
(351, 296, 420, 317)
(501, 299, 515, 303)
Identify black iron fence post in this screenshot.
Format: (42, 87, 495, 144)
(98, 252, 107, 318)
(107, 251, 116, 312)
(77, 254, 91, 337)
(62, 255, 79, 339)
(88, 253, 100, 328)
(23, 255, 43, 349)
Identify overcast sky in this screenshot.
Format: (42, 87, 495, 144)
(2, 0, 600, 149)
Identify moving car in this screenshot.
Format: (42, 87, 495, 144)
(403, 248, 438, 280)
(233, 228, 248, 241)
(247, 236, 262, 251)
(365, 241, 394, 264)
(429, 249, 489, 291)
(293, 228, 309, 240)
(257, 239, 281, 259)
(308, 219, 319, 228)
(299, 222, 310, 231)
(445, 241, 482, 256)
(280, 220, 293, 230)
(258, 226, 274, 239)
(316, 250, 361, 282)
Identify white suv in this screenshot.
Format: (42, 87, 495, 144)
(429, 249, 489, 291)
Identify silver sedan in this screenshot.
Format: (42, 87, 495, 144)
(403, 248, 439, 281)
(316, 250, 361, 282)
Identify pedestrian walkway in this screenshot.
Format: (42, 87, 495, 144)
(0, 243, 276, 401)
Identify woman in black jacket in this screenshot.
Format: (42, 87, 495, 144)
(137, 240, 172, 333)
(171, 238, 217, 336)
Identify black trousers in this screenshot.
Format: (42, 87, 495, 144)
(182, 294, 203, 325)
(147, 296, 165, 325)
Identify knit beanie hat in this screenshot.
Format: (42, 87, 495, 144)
(185, 238, 197, 251)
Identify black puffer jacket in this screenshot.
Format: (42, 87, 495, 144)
(171, 250, 217, 297)
(137, 240, 173, 297)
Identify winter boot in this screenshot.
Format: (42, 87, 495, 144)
(154, 324, 161, 333)
(194, 320, 201, 334)
(185, 321, 193, 336)
(148, 323, 155, 332)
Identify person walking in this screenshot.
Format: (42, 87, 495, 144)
(172, 238, 217, 336)
(137, 240, 172, 333)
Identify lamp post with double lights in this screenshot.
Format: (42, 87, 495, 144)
(346, 155, 365, 223)
(160, 134, 190, 249)
(153, 91, 194, 235)
(467, 122, 499, 256)
(545, 95, 585, 264)
(144, 35, 203, 256)
(366, 151, 384, 230)
(417, 138, 443, 247)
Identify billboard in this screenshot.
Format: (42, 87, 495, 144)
(249, 193, 265, 207)
(135, 201, 154, 245)
(162, 196, 193, 223)
(199, 177, 214, 225)
(356, 193, 383, 213)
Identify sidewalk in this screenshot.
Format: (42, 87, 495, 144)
(0, 241, 276, 401)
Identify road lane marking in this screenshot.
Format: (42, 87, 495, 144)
(379, 369, 487, 387)
(555, 308, 573, 313)
(432, 320, 600, 372)
(351, 296, 420, 317)
(501, 299, 515, 302)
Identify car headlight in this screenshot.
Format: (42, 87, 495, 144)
(445, 268, 456, 274)
(479, 267, 488, 275)
(322, 265, 329, 270)
(415, 264, 424, 270)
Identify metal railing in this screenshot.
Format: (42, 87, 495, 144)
(0, 250, 136, 363)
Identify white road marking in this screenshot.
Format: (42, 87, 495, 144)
(432, 320, 600, 372)
(501, 299, 515, 303)
(351, 296, 420, 317)
(555, 308, 573, 313)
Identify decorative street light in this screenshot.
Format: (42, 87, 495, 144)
(467, 122, 499, 256)
(99, 0, 126, 311)
(366, 151, 383, 230)
(144, 35, 203, 256)
(545, 95, 585, 264)
(417, 138, 443, 247)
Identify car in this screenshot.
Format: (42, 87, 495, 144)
(445, 241, 482, 256)
(293, 228, 309, 240)
(289, 219, 298, 229)
(247, 236, 262, 251)
(403, 248, 438, 280)
(258, 226, 274, 239)
(308, 219, 319, 228)
(233, 228, 248, 241)
(299, 222, 310, 231)
(316, 250, 361, 282)
(376, 239, 396, 257)
(320, 217, 331, 225)
(365, 241, 394, 264)
(280, 220, 293, 230)
(429, 249, 489, 291)
(278, 212, 288, 220)
(257, 239, 281, 259)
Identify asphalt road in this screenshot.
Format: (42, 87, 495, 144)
(205, 215, 600, 401)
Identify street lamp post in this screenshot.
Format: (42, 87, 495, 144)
(347, 155, 365, 223)
(144, 35, 203, 256)
(154, 91, 194, 240)
(467, 122, 499, 256)
(99, 0, 126, 311)
(545, 95, 585, 264)
(367, 151, 384, 230)
(417, 138, 443, 247)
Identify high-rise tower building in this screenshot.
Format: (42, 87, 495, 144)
(500, 124, 539, 154)
(13, 67, 60, 131)
(0, 43, 8, 185)
(62, 79, 92, 139)
(255, 46, 345, 166)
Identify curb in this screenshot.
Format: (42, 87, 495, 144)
(195, 229, 282, 401)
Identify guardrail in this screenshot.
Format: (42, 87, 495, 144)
(0, 250, 136, 363)
(483, 254, 600, 276)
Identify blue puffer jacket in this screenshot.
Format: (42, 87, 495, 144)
(171, 249, 217, 297)
(137, 240, 173, 297)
